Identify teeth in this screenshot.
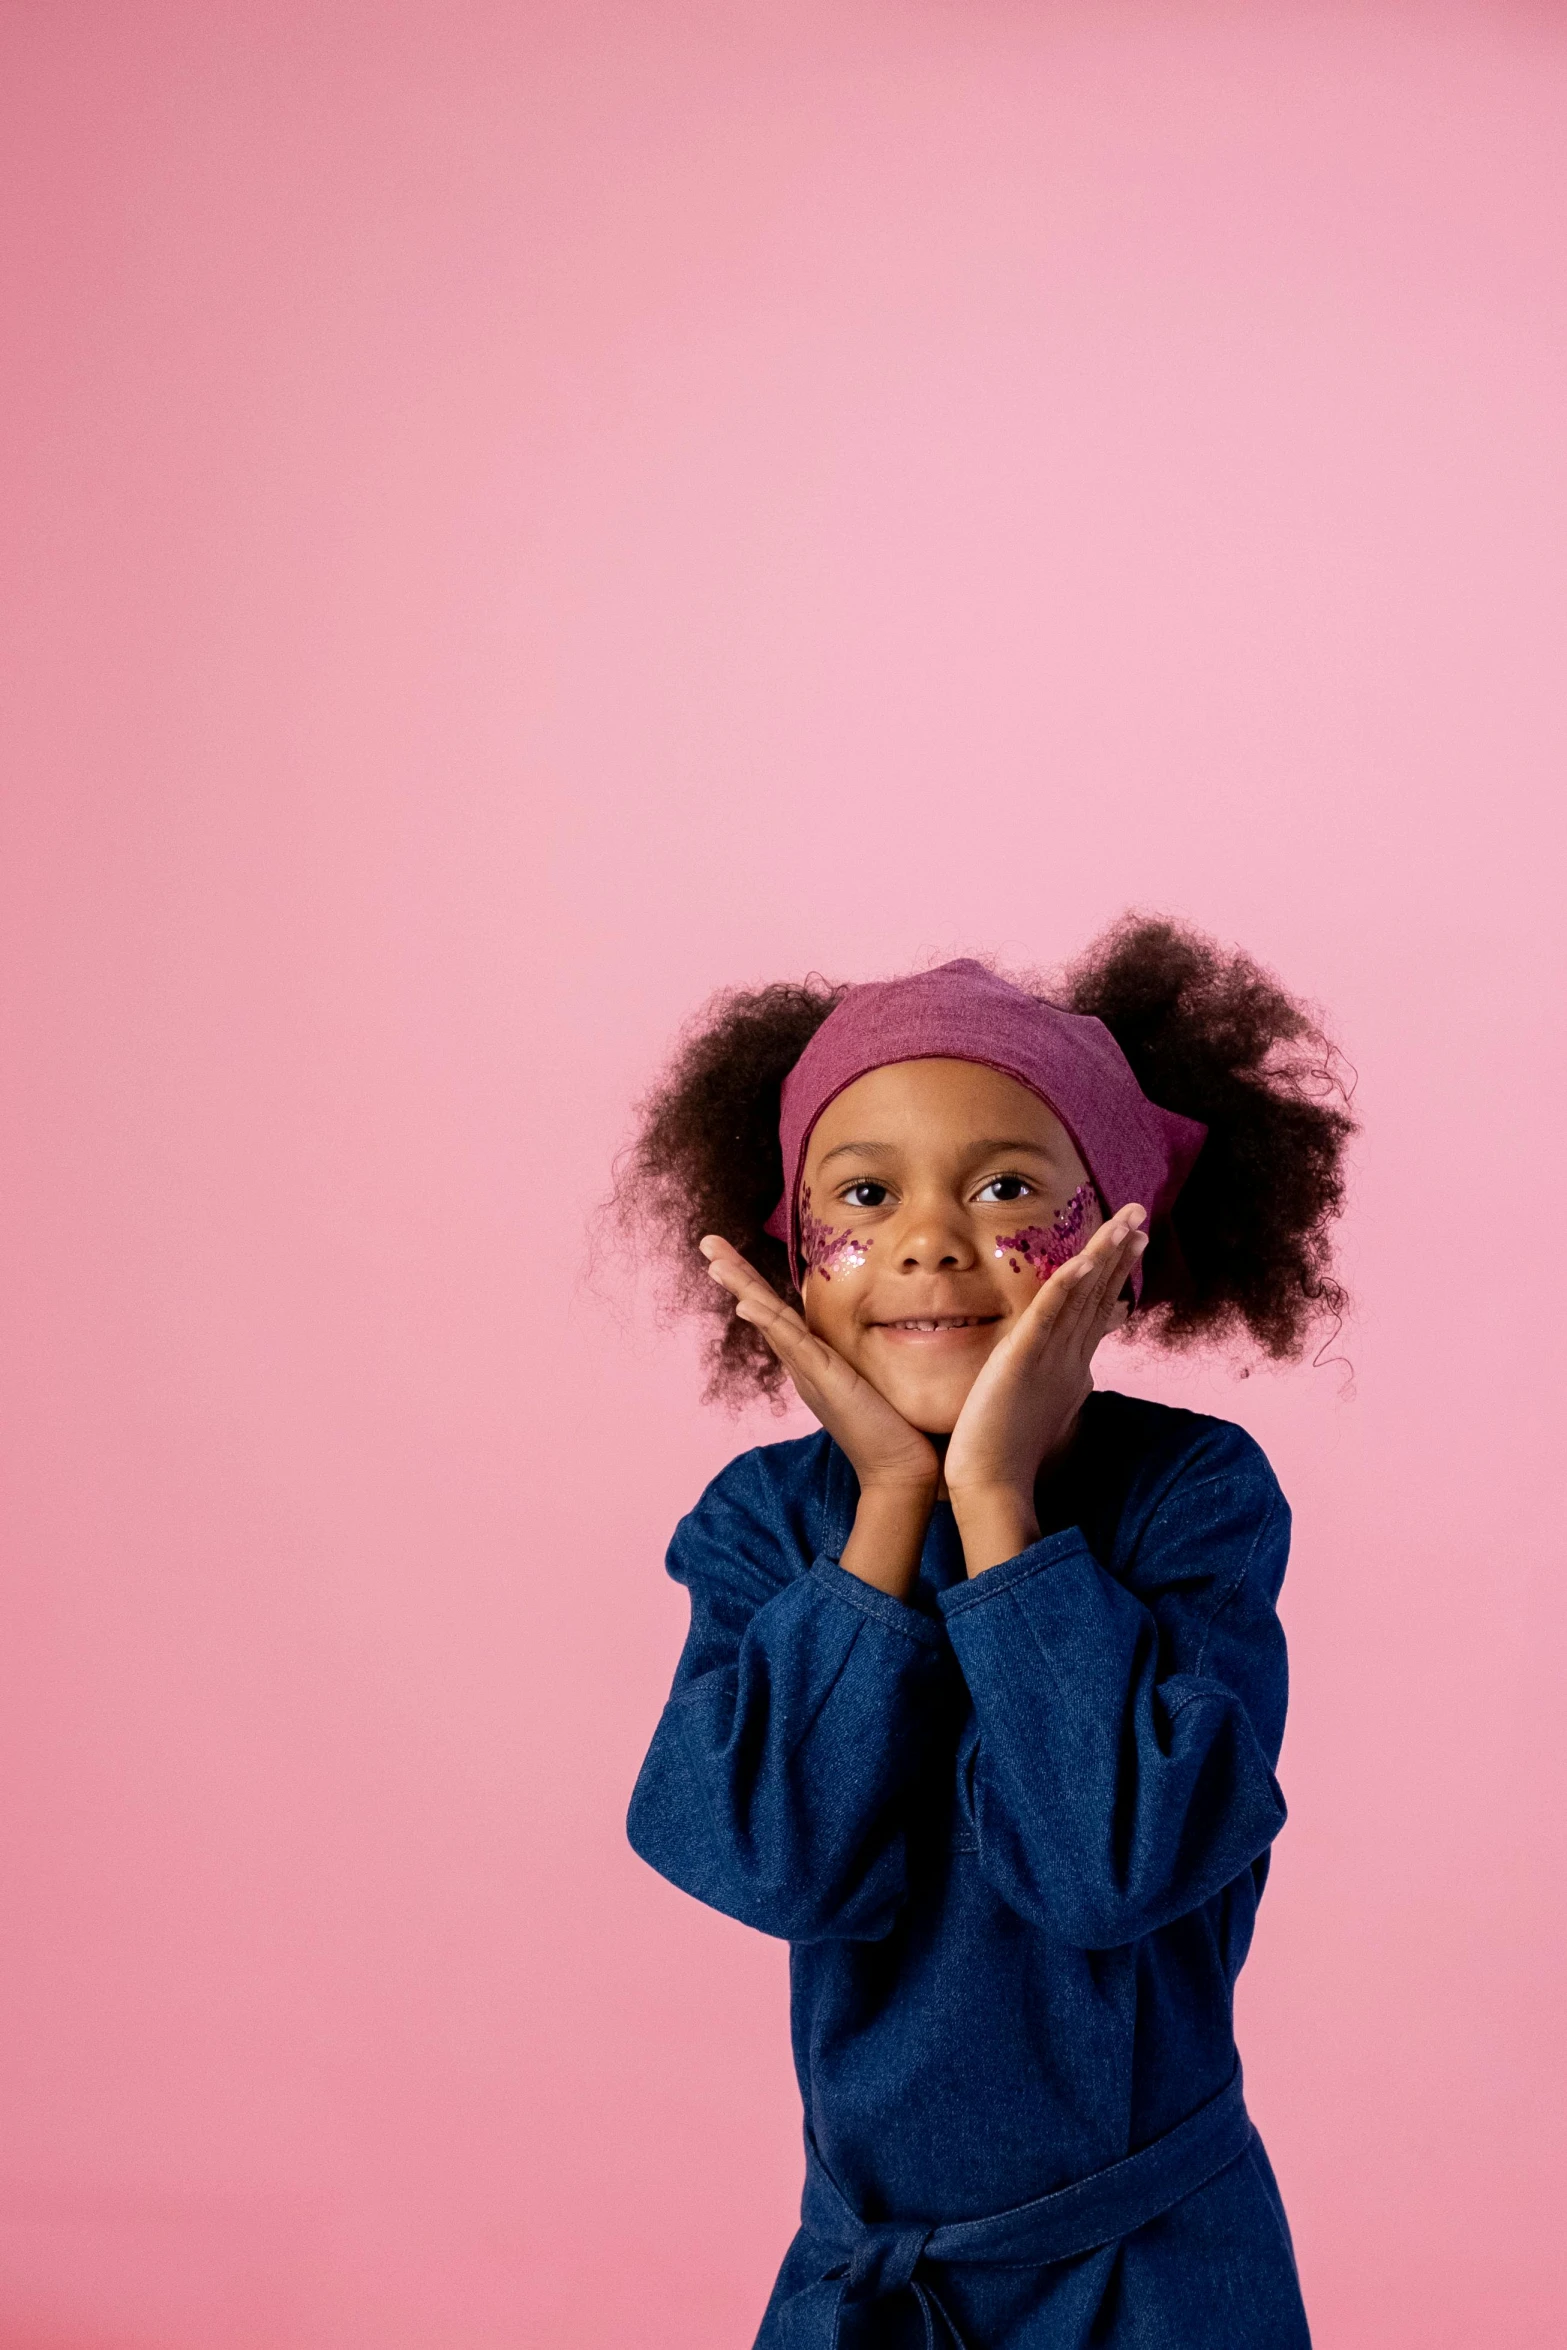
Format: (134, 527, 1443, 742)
(890, 1318, 979, 1331)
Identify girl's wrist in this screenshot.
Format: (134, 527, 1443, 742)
(839, 1481, 937, 1602)
(948, 1484, 1041, 1578)
(858, 1467, 941, 1505)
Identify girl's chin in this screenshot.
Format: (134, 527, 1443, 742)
(868, 1377, 978, 1438)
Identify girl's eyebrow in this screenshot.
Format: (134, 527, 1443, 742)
(817, 1139, 896, 1166)
(817, 1134, 1056, 1168)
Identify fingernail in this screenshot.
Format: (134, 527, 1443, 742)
(697, 1237, 718, 1257)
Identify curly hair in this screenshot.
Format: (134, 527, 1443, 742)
(612, 917, 1355, 1405)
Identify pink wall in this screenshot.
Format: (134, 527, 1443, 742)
(2, 3, 1565, 2343)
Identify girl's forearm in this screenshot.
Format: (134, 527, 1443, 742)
(949, 1487, 1040, 1578)
(839, 1484, 938, 1602)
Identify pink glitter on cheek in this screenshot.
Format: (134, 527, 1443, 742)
(798, 1186, 871, 1281)
(994, 1182, 1099, 1280)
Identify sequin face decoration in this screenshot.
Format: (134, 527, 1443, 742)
(798, 1186, 871, 1281)
(994, 1181, 1098, 1281)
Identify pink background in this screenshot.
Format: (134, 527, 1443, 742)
(3, 3, 1565, 2344)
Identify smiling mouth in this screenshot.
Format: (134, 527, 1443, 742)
(874, 1315, 999, 1332)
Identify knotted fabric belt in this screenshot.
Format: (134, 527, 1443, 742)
(780, 2065, 1253, 2349)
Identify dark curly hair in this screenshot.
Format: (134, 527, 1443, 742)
(612, 916, 1355, 1405)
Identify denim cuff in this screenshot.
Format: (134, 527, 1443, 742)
(808, 1556, 947, 1648)
(936, 1527, 1092, 1619)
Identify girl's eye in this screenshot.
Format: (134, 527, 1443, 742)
(842, 1180, 890, 1209)
(975, 1175, 1034, 1204)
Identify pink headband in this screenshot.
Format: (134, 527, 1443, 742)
(762, 959, 1206, 1302)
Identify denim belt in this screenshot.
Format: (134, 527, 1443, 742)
(782, 2064, 1254, 2349)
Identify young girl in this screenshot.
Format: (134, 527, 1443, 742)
(621, 918, 1352, 2350)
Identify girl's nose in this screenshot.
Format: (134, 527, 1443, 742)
(894, 1200, 978, 1271)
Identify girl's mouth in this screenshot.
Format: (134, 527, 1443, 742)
(870, 1314, 1002, 1342)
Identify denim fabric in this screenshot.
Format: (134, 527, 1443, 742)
(626, 1391, 1311, 2348)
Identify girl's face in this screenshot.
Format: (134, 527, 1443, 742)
(798, 1058, 1112, 1436)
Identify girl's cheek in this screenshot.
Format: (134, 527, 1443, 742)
(799, 1186, 872, 1281)
(992, 1182, 1100, 1282)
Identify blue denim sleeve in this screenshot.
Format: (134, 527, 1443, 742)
(626, 1446, 948, 1944)
(937, 1423, 1290, 1950)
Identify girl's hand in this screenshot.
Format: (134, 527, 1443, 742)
(700, 1237, 940, 1604)
(698, 1237, 941, 1500)
(942, 1206, 1149, 1575)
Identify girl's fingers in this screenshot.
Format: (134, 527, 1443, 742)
(699, 1233, 768, 1291)
(1088, 1215, 1144, 1311)
(1088, 1230, 1146, 1343)
(1017, 1207, 1145, 1356)
(736, 1289, 880, 1434)
(1076, 1218, 1142, 1326)
(697, 1239, 828, 1371)
(702, 1252, 851, 1394)
(1026, 1214, 1125, 1328)
(1035, 1258, 1101, 1351)
(731, 1285, 816, 1360)
(731, 1295, 837, 1396)
(698, 1239, 938, 1480)
(1096, 1203, 1147, 1258)
(701, 1237, 805, 1318)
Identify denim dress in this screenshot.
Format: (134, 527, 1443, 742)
(626, 1391, 1312, 2349)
